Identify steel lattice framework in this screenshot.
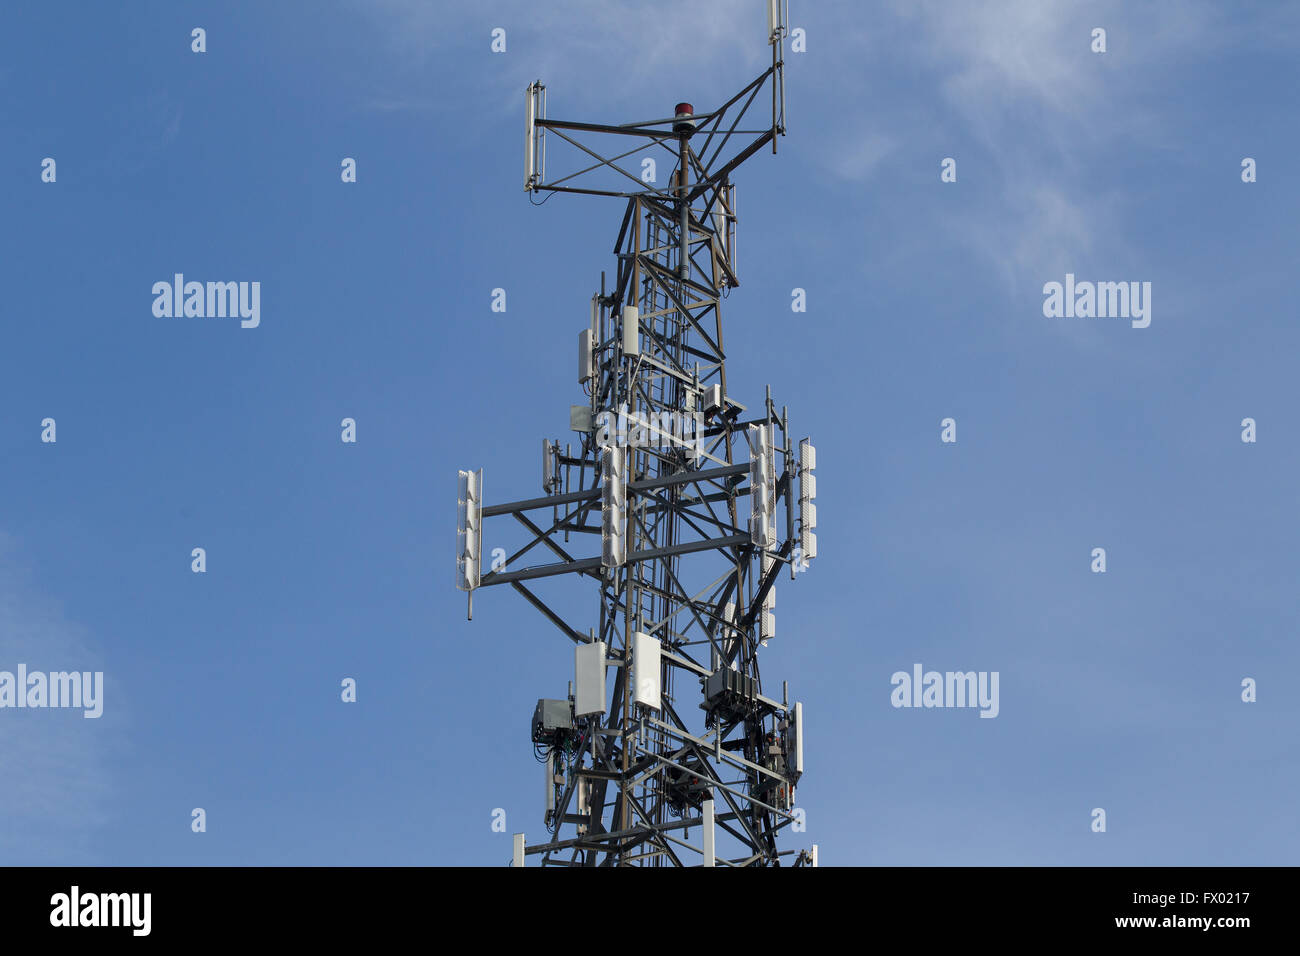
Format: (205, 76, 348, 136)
(458, 5, 818, 867)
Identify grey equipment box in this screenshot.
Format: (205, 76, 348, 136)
(532, 698, 573, 744)
(704, 667, 757, 707)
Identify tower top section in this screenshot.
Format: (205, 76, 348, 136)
(524, 1, 788, 200)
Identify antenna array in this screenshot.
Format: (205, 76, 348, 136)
(460, 1, 819, 867)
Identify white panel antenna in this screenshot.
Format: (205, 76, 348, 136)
(578, 328, 594, 383)
(703, 798, 716, 867)
(790, 701, 804, 775)
(525, 82, 546, 190)
(574, 640, 607, 716)
(799, 438, 817, 562)
(542, 440, 558, 494)
(748, 424, 776, 548)
(456, 469, 482, 591)
(622, 305, 640, 356)
(760, 551, 776, 645)
(600, 446, 626, 568)
(632, 631, 662, 710)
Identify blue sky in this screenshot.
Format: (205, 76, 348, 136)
(1, 0, 1297, 865)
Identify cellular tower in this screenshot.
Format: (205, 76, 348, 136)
(458, 1, 819, 867)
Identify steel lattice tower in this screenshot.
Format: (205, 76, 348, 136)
(458, 3, 818, 867)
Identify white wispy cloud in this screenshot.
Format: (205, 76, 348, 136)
(816, 0, 1238, 289)
(355, 0, 770, 115)
(354, 0, 1290, 299)
(824, 129, 897, 182)
(0, 534, 119, 863)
